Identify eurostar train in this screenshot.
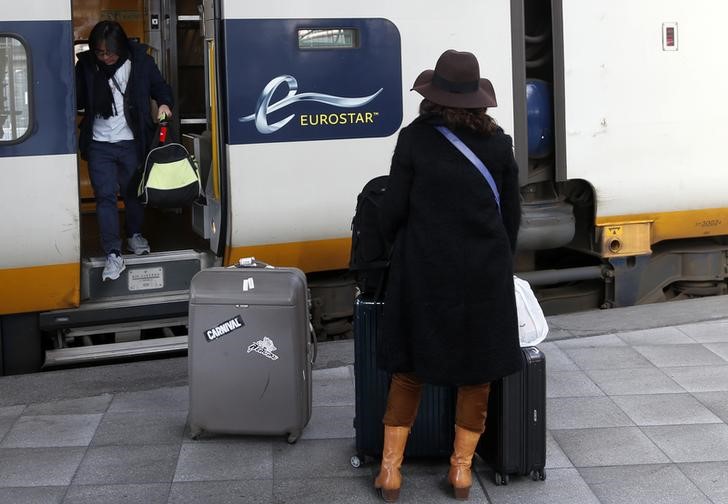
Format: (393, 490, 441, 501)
(2, 0, 728, 374)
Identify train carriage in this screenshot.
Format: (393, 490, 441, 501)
(1, 0, 727, 374)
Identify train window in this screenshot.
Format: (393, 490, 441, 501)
(0, 35, 31, 143)
(298, 29, 359, 49)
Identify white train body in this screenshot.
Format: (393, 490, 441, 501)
(1, 0, 726, 373)
(222, 1, 516, 270)
(561, 0, 728, 242)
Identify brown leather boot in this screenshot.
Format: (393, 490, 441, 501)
(374, 425, 409, 502)
(447, 425, 482, 500)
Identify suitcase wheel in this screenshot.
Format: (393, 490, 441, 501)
(530, 469, 546, 481)
(494, 472, 509, 486)
(350, 455, 363, 468)
(189, 425, 203, 440)
(287, 431, 301, 444)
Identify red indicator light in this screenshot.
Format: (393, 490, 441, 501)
(666, 27, 675, 47)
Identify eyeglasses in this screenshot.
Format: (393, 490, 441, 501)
(94, 49, 116, 57)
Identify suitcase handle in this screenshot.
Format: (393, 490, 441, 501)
(237, 257, 273, 269)
(309, 321, 318, 364)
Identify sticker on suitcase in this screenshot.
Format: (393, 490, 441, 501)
(247, 337, 279, 360)
(243, 277, 255, 291)
(204, 315, 245, 342)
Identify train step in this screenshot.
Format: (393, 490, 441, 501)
(81, 249, 215, 301)
(44, 335, 188, 368)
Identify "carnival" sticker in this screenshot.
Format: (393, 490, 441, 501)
(204, 315, 245, 342)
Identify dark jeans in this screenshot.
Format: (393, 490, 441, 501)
(87, 140, 143, 254)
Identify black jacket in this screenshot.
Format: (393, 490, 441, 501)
(378, 114, 522, 385)
(75, 41, 173, 160)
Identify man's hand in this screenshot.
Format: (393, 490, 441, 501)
(158, 104, 173, 121)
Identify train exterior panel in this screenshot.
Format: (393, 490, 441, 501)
(557, 0, 728, 255)
(1, 0, 727, 374)
(220, 0, 516, 269)
(0, 5, 79, 315)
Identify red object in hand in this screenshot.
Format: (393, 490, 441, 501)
(159, 125, 168, 143)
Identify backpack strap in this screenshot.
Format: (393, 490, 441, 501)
(435, 125, 501, 214)
(110, 74, 125, 97)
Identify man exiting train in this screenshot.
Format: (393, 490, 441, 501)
(75, 20, 173, 281)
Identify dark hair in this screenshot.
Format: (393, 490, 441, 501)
(89, 21, 129, 58)
(420, 99, 498, 136)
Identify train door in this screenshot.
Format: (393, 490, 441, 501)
(35, 0, 225, 368)
(131, 0, 223, 259)
(0, 0, 226, 374)
(140, 0, 224, 260)
(71, 0, 219, 261)
(0, 3, 79, 374)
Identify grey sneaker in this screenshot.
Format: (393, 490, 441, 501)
(102, 253, 125, 282)
(127, 233, 150, 255)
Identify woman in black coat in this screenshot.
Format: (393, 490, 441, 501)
(373, 50, 522, 502)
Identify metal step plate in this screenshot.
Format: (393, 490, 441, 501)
(44, 335, 188, 368)
(81, 249, 215, 301)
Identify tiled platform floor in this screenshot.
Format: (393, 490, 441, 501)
(2, 298, 728, 503)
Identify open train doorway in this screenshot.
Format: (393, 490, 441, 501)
(39, 0, 222, 368)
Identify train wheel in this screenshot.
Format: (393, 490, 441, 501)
(0, 313, 44, 375)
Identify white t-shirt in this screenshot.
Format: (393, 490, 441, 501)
(92, 59, 135, 142)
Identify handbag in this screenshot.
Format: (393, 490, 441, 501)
(513, 275, 549, 346)
(435, 125, 549, 346)
(137, 120, 202, 208)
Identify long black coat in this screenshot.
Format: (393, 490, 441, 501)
(75, 41, 173, 161)
(378, 114, 522, 385)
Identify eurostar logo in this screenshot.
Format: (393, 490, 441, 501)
(239, 75, 383, 134)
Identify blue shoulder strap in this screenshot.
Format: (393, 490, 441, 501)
(435, 125, 501, 214)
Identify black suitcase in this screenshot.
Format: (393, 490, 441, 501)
(478, 346, 547, 485)
(351, 297, 456, 467)
(351, 296, 547, 484)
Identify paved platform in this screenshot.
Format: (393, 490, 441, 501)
(1, 295, 728, 503)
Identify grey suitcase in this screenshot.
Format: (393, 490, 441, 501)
(188, 261, 314, 443)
